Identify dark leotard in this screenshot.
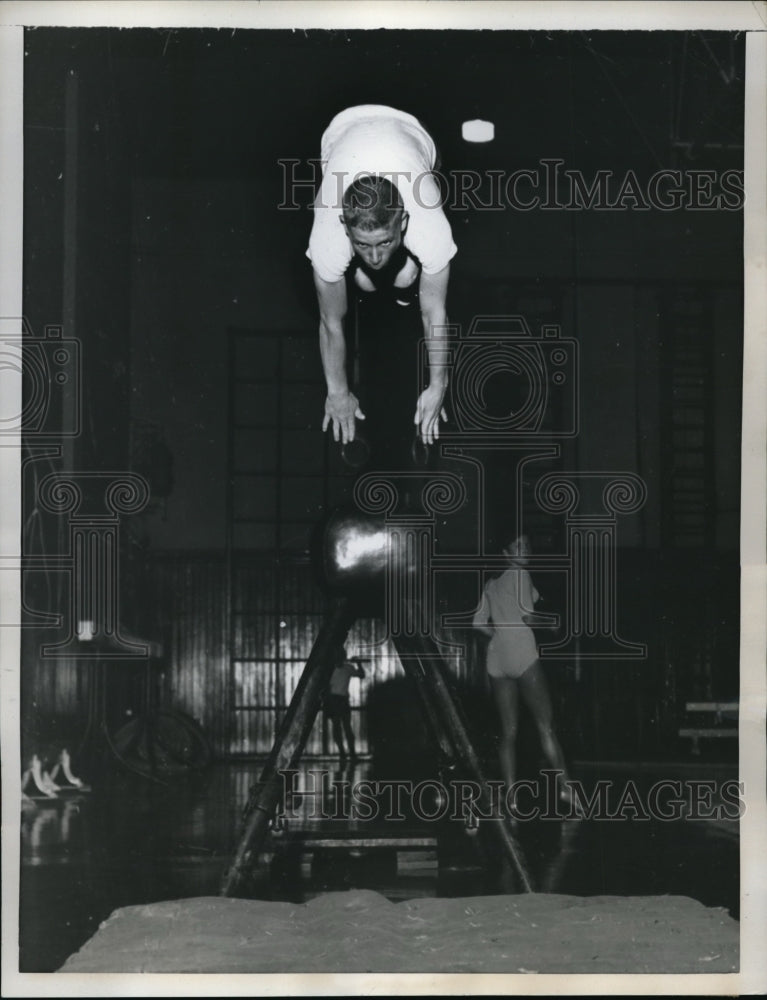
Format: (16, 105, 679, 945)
(347, 244, 425, 472)
(349, 243, 421, 308)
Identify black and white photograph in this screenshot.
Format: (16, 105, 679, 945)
(2, 2, 766, 995)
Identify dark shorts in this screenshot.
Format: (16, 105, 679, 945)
(325, 694, 351, 719)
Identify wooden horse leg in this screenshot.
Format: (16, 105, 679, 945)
(221, 598, 355, 897)
(395, 617, 534, 893)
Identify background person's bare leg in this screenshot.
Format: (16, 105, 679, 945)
(330, 713, 347, 760)
(340, 704, 357, 762)
(518, 660, 573, 808)
(489, 675, 520, 793)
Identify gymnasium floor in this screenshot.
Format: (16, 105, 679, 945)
(17, 755, 739, 973)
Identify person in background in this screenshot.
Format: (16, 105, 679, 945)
(473, 535, 574, 814)
(325, 645, 368, 764)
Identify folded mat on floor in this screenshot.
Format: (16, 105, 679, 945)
(61, 888, 738, 974)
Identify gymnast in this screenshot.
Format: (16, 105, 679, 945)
(473, 535, 574, 814)
(306, 105, 457, 448)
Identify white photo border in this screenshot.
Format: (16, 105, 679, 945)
(2, 3, 765, 997)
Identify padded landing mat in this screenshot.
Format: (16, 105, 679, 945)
(60, 889, 738, 974)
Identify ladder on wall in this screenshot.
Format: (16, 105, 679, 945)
(661, 287, 716, 550)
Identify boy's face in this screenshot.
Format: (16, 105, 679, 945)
(342, 213, 408, 270)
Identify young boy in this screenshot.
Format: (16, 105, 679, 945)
(325, 645, 367, 764)
(307, 105, 456, 449)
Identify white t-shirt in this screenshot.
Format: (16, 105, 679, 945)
(307, 105, 457, 282)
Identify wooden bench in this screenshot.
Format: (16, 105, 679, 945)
(679, 701, 738, 754)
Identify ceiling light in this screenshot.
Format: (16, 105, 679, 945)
(462, 119, 495, 143)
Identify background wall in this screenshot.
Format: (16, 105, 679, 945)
(21, 27, 744, 760)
